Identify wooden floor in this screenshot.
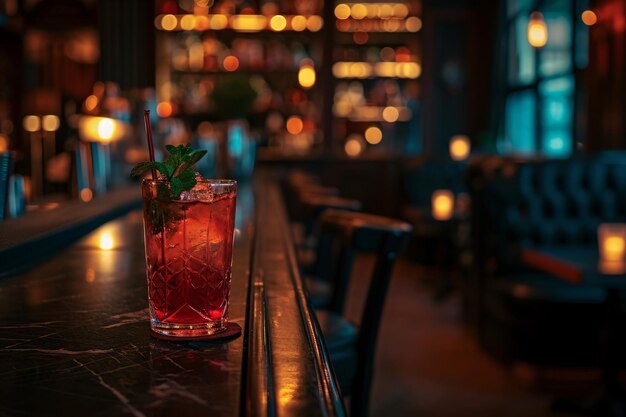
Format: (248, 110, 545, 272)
(344, 256, 596, 417)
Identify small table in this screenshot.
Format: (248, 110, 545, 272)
(521, 246, 626, 416)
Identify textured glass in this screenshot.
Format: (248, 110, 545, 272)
(142, 179, 237, 337)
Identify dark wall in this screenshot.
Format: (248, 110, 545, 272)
(585, 0, 626, 152)
(421, 0, 496, 156)
(99, 0, 155, 90)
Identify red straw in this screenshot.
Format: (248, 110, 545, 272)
(143, 110, 157, 180)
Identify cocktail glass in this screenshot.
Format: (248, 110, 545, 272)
(141, 178, 237, 337)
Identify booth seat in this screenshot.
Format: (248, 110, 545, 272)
(468, 154, 626, 365)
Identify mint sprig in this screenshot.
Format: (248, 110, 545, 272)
(131, 144, 207, 198)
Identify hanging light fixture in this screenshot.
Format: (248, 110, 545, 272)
(528, 11, 548, 48)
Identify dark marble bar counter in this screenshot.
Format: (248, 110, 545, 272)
(0, 173, 345, 417)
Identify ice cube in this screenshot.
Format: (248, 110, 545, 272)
(178, 190, 193, 201)
(188, 176, 214, 202)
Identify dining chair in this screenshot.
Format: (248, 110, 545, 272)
(312, 209, 412, 417)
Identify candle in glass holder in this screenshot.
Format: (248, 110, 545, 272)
(432, 190, 454, 221)
(449, 135, 470, 161)
(598, 223, 626, 262)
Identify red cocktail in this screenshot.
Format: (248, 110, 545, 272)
(142, 179, 237, 337)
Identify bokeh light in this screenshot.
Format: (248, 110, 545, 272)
(210, 14, 228, 30)
(231, 15, 267, 32)
(195, 15, 210, 30)
(353, 32, 369, 45)
(432, 190, 454, 221)
(0, 134, 8, 152)
(405, 16, 422, 32)
(382, 106, 400, 123)
(157, 102, 173, 118)
(99, 232, 114, 250)
(345, 135, 364, 157)
(351, 3, 368, 20)
(85, 95, 98, 112)
(298, 65, 316, 88)
(23, 115, 40, 133)
(335, 4, 351, 20)
(80, 188, 93, 202)
(161, 14, 178, 31)
(270, 15, 287, 31)
(286, 116, 304, 134)
(180, 14, 196, 30)
(364, 126, 383, 144)
(223, 55, 240, 71)
(42, 115, 60, 132)
(581, 10, 597, 26)
(528, 12, 548, 48)
(97, 118, 115, 140)
(306, 15, 324, 32)
(449, 135, 471, 161)
(291, 15, 307, 31)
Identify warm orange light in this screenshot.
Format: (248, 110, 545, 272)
(195, 15, 210, 30)
(180, 14, 196, 30)
(157, 102, 173, 118)
(97, 118, 115, 139)
(85, 267, 96, 283)
(335, 4, 351, 20)
(306, 15, 324, 32)
(210, 14, 228, 30)
(603, 236, 625, 262)
(581, 10, 597, 26)
(353, 31, 368, 44)
(161, 14, 178, 31)
(364, 126, 382, 144)
(0, 134, 8, 152)
(78, 116, 125, 143)
(405, 16, 422, 32)
(291, 15, 307, 31)
(42, 115, 60, 132)
(449, 135, 471, 161)
(286, 116, 304, 135)
(231, 15, 267, 32)
(85, 94, 98, 112)
(382, 106, 399, 123)
(378, 4, 393, 18)
(345, 135, 364, 157)
(351, 3, 367, 20)
(99, 232, 114, 250)
(23, 115, 40, 133)
(528, 12, 548, 48)
(223, 55, 240, 71)
(270, 15, 287, 31)
(189, 43, 204, 70)
(80, 188, 93, 202)
(392, 4, 409, 18)
(432, 190, 454, 221)
(298, 65, 316, 88)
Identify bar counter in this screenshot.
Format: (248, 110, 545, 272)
(0, 173, 345, 417)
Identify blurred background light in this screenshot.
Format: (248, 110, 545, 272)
(365, 126, 383, 144)
(528, 12, 548, 48)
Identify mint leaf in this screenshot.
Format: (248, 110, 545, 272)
(178, 150, 207, 174)
(132, 143, 207, 200)
(130, 161, 173, 178)
(170, 167, 196, 198)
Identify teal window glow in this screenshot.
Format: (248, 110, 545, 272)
(505, 91, 536, 154)
(499, 0, 587, 157)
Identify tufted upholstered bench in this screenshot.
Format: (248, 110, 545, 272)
(468, 154, 626, 365)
